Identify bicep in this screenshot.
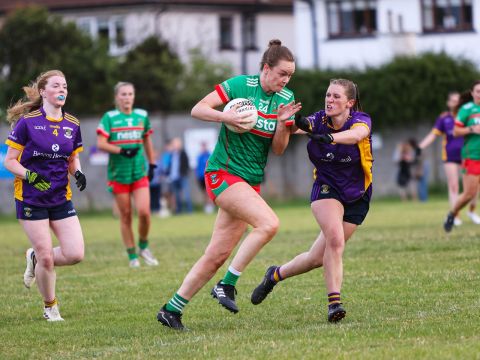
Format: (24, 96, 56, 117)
(5, 147, 21, 161)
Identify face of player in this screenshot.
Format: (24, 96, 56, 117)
(262, 60, 295, 93)
(325, 84, 355, 118)
(446, 93, 460, 112)
(471, 84, 480, 105)
(40, 75, 67, 108)
(115, 84, 135, 113)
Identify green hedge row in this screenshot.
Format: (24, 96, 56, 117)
(289, 52, 480, 129)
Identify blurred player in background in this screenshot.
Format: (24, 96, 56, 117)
(4, 70, 87, 321)
(157, 39, 302, 330)
(96, 82, 158, 267)
(444, 81, 480, 232)
(419, 91, 480, 225)
(251, 79, 373, 323)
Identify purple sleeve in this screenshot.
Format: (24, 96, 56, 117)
(74, 126, 83, 153)
(352, 112, 372, 130)
(433, 115, 445, 133)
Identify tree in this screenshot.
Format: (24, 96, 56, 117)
(173, 48, 232, 111)
(0, 5, 117, 116)
(118, 36, 183, 112)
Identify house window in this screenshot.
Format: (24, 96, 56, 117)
(243, 14, 257, 50)
(220, 16, 234, 50)
(76, 16, 128, 55)
(422, 0, 472, 32)
(327, 0, 377, 38)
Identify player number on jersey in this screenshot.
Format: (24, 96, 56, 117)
(53, 129, 58, 136)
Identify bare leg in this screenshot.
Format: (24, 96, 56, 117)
(21, 219, 56, 302)
(114, 193, 135, 248)
(452, 173, 480, 216)
(177, 208, 247, 299)
(279, 222, 357, 279)
(50, 216, 85, 266)
(133, 187, 151, 240)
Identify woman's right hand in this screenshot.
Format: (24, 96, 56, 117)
(470, 124, 480, 134)
(221, 104, 256, 132)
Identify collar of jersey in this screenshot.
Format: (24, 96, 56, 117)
(40, 106, 64, 122)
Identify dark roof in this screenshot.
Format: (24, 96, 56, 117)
(0, 0, 292, 13)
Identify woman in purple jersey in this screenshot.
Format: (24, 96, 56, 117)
(3, 70, 87, 321)
(419, 92, 480, 225)
(251, 79, 373, 323)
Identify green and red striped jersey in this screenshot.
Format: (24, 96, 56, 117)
(207, 75, 295, 184)
(97, 108, 152, 184)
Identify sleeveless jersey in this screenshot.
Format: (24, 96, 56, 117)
(455, 102, 480, 160)
(306, 110, 373, 203)
(5, 107, 83, 207)
(97, 108, 153, 184)
(207, 75, 295, 184)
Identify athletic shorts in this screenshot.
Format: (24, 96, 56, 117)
(310, 184, 370, 225)
(462, 159, 480, 176)
(108, 176, 149, 194)
(204, 170, 260, 201)
(16, 200, 77, 221)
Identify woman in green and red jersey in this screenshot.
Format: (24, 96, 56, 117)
(96, 82, 159, 267)
(157, 39, 302, 330)
(444, 80, 480, 232)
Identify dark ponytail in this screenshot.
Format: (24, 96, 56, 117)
(259, 39, 295, 70)
(454, 80, 480, 115)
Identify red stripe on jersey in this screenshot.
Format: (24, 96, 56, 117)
(215, 84, 229, 103)
(469, 113, 480, 119)
(110, 126, 144, 132)
(96, 128, 110, 138)
(144, 129, 153, 137)
(285, 119, 294, 127)
(250, 128, 274, 138)
(258, 111, 277, 119)
(110, 139, 144, 145)
(455, 120, 465, 127)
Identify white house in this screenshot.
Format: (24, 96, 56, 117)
(295, 0, 480, 69)
(0, 0, 294, 75)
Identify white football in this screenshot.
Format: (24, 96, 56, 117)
(222, 98, 258, 133)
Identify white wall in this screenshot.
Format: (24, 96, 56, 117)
(295, 0, 480, 70)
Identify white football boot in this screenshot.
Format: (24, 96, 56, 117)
(23, 248, 36, 289)
(129, 258, 141, 268)
(43, 304, 64, 322)
(139, 248, 159, 266)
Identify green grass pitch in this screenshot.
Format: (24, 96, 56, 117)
(0, 198, 479, 359)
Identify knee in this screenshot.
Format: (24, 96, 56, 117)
(37, 254, 54, 270)
(137, 209, 150, 221)
(67, 250, 84, 265)
(307, 253, 323, 268)
(119, 211, 132, 225)
(326, 233, 345, 253)
(204, 248, 230, 269)
(257, 216, 280, 240)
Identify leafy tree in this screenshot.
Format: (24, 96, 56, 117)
(173, 48, 232, 111)
(0, 5, 117, 116)
(118, 36, 183, 112)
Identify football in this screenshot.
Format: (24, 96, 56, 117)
(222, 98, 258, 133)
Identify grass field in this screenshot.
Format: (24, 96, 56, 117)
(1, 198, 479, 359)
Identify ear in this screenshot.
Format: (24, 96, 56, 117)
(346, 98, 356, 109)
(262, 64, 270, 74)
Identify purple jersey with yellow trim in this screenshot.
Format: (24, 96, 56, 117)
(432, 112, 463, 163)
(5, 108, 83, 207)
(306, 110, 373, 203)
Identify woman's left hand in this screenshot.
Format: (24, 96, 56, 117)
(277, 101, 302, 122)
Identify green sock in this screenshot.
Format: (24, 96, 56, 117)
(165, 293, 189, 314)
(139, 239, 148, 250)
(220, 266, 242, 286)
(127, 247, 138, 260)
